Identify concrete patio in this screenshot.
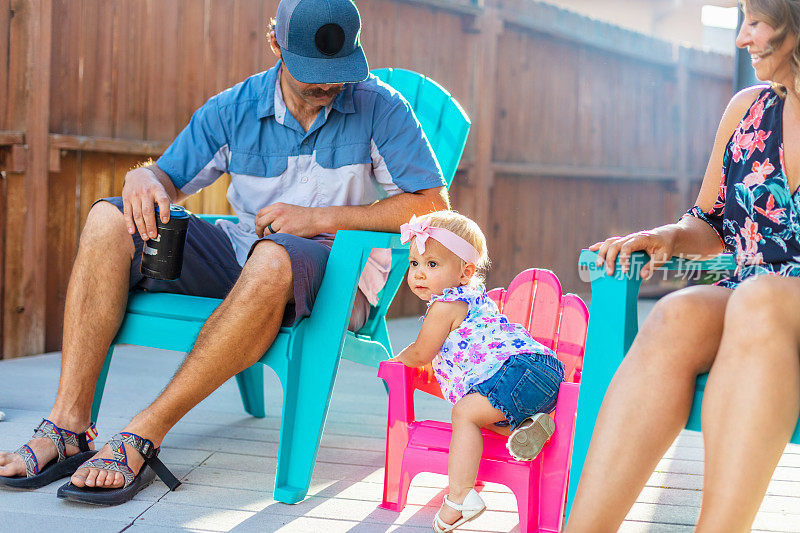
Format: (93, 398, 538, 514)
(1, 307, 799, 532)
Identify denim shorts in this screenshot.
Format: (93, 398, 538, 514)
(468, 352, 565, 429)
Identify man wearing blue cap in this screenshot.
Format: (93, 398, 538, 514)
(0, 0, 448, 504)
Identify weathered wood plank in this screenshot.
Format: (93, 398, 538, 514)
(45, 151, 78, 350)
(79, 0, 114, 137)
(111, 0, 147, 140)
(0, 159, 6, 355)
(144, 0, 179, 141)
(175, 0, 208, 133)
(490, 162, 681, 181)
(78, 153, 115, 227)
(49, 133, 169, 156)
(0, 0, 10, 133)
(230, 0, 267, 82)
(470, 8, 501, 228)
(48, 0, 81, 134)
(205, 0, 236, 96)
(3, 0, 52, 358)
(0, 131, 24, 146)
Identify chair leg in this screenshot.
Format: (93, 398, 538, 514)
(90, 344, 116, 422)
(566, 275, 640, 519)
(380, 424, 412, 511)
(507, 471, 538, 533)
(381, 465, 414, 511)
(539, 384, 579, 532)
(272, 342, 341, 504)
(234, 364, 266, 418)
(376, 320, 393, 396)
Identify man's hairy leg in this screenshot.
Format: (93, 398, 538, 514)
(70, 240, 293, 489)
(0, 201, 134, 477)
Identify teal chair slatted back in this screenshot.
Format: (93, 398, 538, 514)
(371, 68, 470, 187)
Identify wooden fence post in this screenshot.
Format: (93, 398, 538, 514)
(3, 0, 52, 358)
(471, 4, 502, 228)
(0, 166, 5, 355)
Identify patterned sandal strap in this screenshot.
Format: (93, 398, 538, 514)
(33, 418, 99, 457)
(53, 420, 98, 450)
(13, 444, 40, 478)
(81, 432, 181, 491)
(75, 432, 141, 488)
(78, 455, 137, 488)
(117, 432, 182, 491)
(32, 419, 68, 462)
(13, 419, 99, 478)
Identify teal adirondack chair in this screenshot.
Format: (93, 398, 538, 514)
(564, 250, 800, 521)
(90, 69, 470, 504)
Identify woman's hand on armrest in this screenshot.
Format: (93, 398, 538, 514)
(589, 224, 678, 278)
(589, 217, 724, 279)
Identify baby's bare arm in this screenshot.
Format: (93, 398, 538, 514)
(395, 300, 467, 367)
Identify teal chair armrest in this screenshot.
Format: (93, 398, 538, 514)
(195, 214, 239, 224)
(305, 230, 407, 334)
(330, 230, 406, 251)
(578, 249, 736, 281)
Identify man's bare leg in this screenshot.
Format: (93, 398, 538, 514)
(70, 239, 294, 488)
(0, 201, 134, 476)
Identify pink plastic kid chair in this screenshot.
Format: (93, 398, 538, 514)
(377, 268, 589, 532)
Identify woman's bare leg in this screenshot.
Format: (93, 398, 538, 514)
(697, 276, 800, 532)
(567, 285, 732, 532)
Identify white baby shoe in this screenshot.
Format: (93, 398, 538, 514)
(506, 412, 555, 461)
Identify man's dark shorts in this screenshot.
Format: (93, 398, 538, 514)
(98, 197, 368, 328)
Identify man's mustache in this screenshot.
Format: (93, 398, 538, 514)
(302, 86, 344, 99)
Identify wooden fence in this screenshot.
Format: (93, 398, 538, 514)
(0, 0, 733, 358)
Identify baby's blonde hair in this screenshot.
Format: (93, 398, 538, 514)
(419, 210, 490, 284)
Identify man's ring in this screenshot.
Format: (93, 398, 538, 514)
(267, 222, 276, 234)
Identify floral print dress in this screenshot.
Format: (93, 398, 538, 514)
(426, 284, 559, 405)
(687, 86, 800, 288)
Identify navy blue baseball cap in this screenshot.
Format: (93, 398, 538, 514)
(275, 0, 369, 84)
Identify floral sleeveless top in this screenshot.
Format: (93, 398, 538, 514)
(687, 87, 800, 288)
(426, 284, 558, 404)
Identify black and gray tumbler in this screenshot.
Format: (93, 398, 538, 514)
(140, 204, 190, 280)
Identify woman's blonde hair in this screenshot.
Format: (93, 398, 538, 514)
(742, 0, 800, 95)
(420, 210, 490, 284)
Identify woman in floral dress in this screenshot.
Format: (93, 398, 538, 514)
(568, 1, 800, 531)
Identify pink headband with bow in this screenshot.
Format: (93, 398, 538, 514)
(400, 215, 481, 264)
